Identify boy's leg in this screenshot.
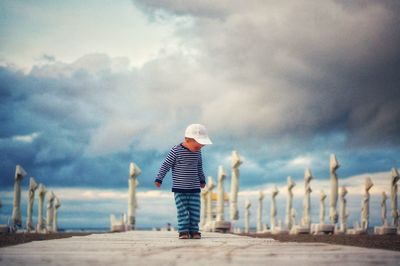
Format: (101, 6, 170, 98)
(187, 193, 201, 233)
(174, 193, 190, 233)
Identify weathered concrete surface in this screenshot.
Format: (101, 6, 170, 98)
(1, 231, 399, 266)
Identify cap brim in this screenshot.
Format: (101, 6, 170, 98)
(195, 137, 212, 145)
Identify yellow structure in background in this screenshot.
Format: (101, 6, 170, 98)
(211, 192, 229, 202)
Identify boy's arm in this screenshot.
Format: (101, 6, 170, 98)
(155, 148, 176, 186)
(198, 151, 206, 188)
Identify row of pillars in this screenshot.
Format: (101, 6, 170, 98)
(251, 155, 399, 234)
(200, 151, 242, 232)
(200, 152, 399, 235)
(1, 165, 61, 233)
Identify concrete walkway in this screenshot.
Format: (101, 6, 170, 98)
(0, 231, 399, 266)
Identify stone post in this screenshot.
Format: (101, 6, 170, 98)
(128, 162, 141, 230)
(339, 186, 348, 232)
(361, 177, 373, 230)
(36, 184, 47, 232)
(291, 208, 297, 229)
(12, 165, 27, 228)
(286, 176, 296, 230)
(302, 168, 313, 227)
(244, 199, 251, 234)
(53, 197, 61, 232)
(319, 190, 327, 224)
(216, 165, 227, 221)
(46, 191, 56, 233)
(26, 177, 38, 232)
(271, 186, 279, 231)
(206, 176, 215, 224)
(381, 191, 388, 226)
(390, 168, 399, 227)
(330, 154, 340, 224)
(230, 150, 242, 220)
(257, 191, 264, 233)
(200, 187, 208, 229)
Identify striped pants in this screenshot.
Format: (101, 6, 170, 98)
(174, 192, 201, 233)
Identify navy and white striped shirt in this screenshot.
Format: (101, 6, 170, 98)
(155, 144, 206, 193)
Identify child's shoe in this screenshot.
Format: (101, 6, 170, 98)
(179, 232, 190, 239)
(190, 232, 201, 239)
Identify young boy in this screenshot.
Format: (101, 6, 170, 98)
(154, 124, 212, 239)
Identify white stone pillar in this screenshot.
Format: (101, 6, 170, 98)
(302, 168, 313, 227)
(216, 165, 226, 221)
(257, 191, 264, 233)
(291, 208, 297, 228)
(36, 184, 47, 232)
(339, 186, 348, 232)
(330, 154, 340, 224)
(390, 168, 399, 227)
(53, 197, 61, 233)
(200, 187, 208, 229)
(206, 176, 215, 224)
(11, 165, 27, 228)
(381, 191, 388, 226)
(244, 199, 251, 234)
(286, 176, 296, 230)
(26, 177, 38, 232)
(128, 162, 141, 230)
(46, 191, 56, 233)
(271, 186, 279, 230)
(230, 150, 242, 220)
(319, 190, 327, 224)
(361, 177, 373, 230)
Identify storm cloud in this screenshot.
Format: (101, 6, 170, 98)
(134, 0, 400, 145)
(1, 0, 399, 191)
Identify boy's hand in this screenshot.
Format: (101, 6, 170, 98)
(155, 182, 161, 188)
(200, 183, 206, 188)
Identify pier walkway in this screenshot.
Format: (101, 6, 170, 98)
(1, 231, 399, 265)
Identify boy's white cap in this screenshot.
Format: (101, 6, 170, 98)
(185, 124, 212, 145)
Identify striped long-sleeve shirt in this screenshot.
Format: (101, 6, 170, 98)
(155, 144, 206, 193)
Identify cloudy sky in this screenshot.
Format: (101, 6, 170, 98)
(1, 0, 399, 230)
